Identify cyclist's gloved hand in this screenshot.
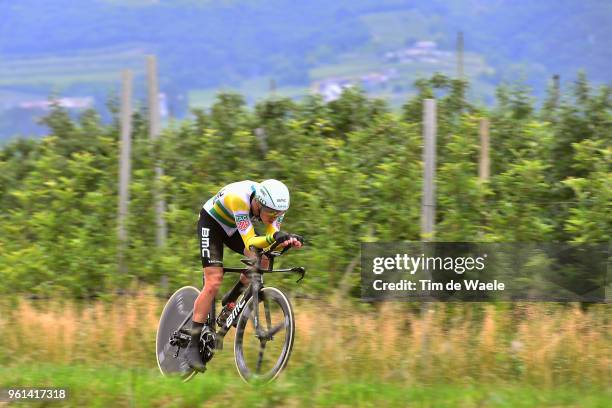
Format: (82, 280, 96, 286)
(273, 231, 291, 244)
(273, 231, 304, 249)
(289, 234, 304, 245)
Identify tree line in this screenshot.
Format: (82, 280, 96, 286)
(0, 73, 609, 298)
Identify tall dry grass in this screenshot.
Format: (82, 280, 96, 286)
(0, 291, 609, 387)
(292, 300, 610, 387)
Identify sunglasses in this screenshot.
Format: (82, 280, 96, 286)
(261, 206, 285, 217)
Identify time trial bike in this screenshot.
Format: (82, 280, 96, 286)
(156, 243, 305, 384)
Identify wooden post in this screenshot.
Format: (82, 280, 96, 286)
(269, 78, 276, 96)
(118, 70, 133, 274)
(254, 127, 268, 155)
(147, 55, 167, 247)
(420, 99, 437, 303)
(552, 74, 560, 109)
(457, 31, 464, 80)
(421, 99, 436, 241)
(479, 118, 490, 182)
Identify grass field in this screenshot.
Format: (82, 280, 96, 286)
(0, 292, 609, 406)
(0, 44, 148, 90)
(188, 79, 309, 109)
(1, 364, 609, 407)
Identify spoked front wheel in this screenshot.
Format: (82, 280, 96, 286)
(234, 287, 295, 384)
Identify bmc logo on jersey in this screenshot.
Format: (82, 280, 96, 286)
(236, 214, 250, 231)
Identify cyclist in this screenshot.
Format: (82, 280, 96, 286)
(186, 179, 303, 371)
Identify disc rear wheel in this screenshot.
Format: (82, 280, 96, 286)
(156, 286, 199, 382)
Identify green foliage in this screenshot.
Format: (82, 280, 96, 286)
(562, 140, 611, 242)
(0, 74, 609, 298)
(538, 72, 612, 240)
(436, 114, 488, 241)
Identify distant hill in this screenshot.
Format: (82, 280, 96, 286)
(0, 0, 610, 139)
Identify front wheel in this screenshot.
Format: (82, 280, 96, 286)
(234, 287, 295, 384)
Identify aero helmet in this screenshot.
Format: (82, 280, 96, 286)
(255, 179, 290, 211)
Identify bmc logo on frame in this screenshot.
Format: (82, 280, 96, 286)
(226, 297, 247, 328)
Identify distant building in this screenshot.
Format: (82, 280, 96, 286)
(312, 78, 353, 102)
(414, 40, 437, 50)
(384, 40, 451, 64)
(361, 72, 389, 85)
(312, 69, 398, 101)
(18, 97, 94, 110)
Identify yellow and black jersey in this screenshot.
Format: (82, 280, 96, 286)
(203, 180, 284, 250)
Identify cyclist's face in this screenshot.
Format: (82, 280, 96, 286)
(257, 202, 284, 224)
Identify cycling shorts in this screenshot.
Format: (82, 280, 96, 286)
(197, 208, 245, 268)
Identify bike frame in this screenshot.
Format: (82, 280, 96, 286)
(175, 245, 305, 349)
